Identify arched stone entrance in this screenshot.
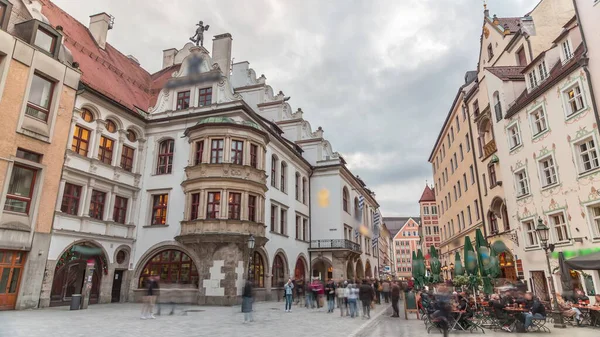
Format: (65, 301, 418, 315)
(346, 261, 355, 280)
(294, 256, 308, 281)
(356, 260, 364, 279)
(50, 242, 108, 307)
(365, 260, 372, 278)
(312, 258, 332, 281)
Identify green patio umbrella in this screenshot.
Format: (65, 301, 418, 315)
(429, 245, 442, 283)
(411, 251, 418, 283)
(475, 229, 494, 294)
(463, 236, 479, 290)
(454, 251, 464, 277)
(415, 249, 426, 289)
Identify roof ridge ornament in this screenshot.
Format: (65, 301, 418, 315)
(190, 21, 210, 47)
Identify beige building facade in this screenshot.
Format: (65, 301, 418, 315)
(0, 0, 80, 310)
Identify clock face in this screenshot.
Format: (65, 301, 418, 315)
(483, 26, 490, 39)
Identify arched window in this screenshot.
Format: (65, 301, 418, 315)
(502, 205, 510, 231)
(295, 172, 300, 200)
(302, 177, 307, 204)
(271, 155, 278, 187)
(342, 187, 349, 213)
(493, 91, 502, 122)
(489, 212, 499, 234)
(272, 254, 285, 288)
(253, 251, 265, 288)
(81, 109, 94, 122)
(105, 119, 117, 133)
(138, 249, 198, 288)
(354, 197, 359, 217)
(157, 139, 174, 174)
(280, 161, 287, 192)
(126, 129, 137, 142)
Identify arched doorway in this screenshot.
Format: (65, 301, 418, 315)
(346, 261, 354, 280)
(365, 260, 372, 278)
(312, 258, 332, 281)
(272, 254, 287, 288)
(137, 249, 199, 288)
(294, 256, 307, 281)
(356, 260, 364, 279)
(498, 251, 517, 281)
(50, 242, 108, 306)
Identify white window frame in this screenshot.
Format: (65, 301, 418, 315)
(562, 79, 586, 118)
(522, 218, 539, 249)
(537, 154, 559, 188)
(514, 168, 530, 198)
(561, 39, 573, 63)
(584, 201, 600, 241)
(528, 103, 549, 138)
(527, 69, 538, 91)
(423, 206, 429, 215)
(572, 135, 600, 175)
(548, 211, 571, 245)
(506, 121, 522, 151)
(538, 60, 549, 82)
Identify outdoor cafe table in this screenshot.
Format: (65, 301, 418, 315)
(449, 310, 467, 331)
(503, 307, 528, 332)
(573, 305, 600, 327)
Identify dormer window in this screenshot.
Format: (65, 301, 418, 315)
(561, 40, 573, 62)
(34, 27, 57, 54)
(0, 0, 12, 31)
(527, 70, 538, 90)
(537, 60, 548, 82)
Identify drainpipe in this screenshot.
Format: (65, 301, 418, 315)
(308, 169, 313, 280)
(465, 101, 488, 239)
(572, 0, 600, 129)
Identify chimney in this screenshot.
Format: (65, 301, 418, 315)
(89, 12, 113, 49)
(162, 48, 178, 69)
(212, 33, 233, 77)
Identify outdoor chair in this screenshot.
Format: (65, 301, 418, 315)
(529, 317, 551, 333)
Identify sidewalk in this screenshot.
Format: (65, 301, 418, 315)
(0, 301, 391, 337)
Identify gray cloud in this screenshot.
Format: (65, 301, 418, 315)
(53, 0, 540, 216)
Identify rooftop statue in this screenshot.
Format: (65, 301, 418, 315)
(190, 21, 210, 47)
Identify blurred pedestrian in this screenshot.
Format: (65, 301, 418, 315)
(336, 282, 347, 316)
(242, 280, 253, 323)
(348, 282, 359, 318)
(141, 276, 158, 319)
(391, 281, 400, 317)
(326, 279, 336, 313)
(284, 278, 294, 312)
(359, 279, 374, 319)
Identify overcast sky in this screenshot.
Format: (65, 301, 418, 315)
(53, 0, 539, 216)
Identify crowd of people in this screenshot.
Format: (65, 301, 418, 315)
(242, 276, 407, 323)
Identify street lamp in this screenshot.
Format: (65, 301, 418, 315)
(449, 263, 455, 272)
(247, 235, 255, 281)
(535, 217, 565, 328)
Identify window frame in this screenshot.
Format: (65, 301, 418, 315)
(120, 144, 135, 172)
(271, 155, 278, 187)
(548, 211, 570, 244)
(138, 249, 199, 288)
(3, 164, 37, 214)
(206, 192, 221, 220)
(0, 0, 13, 31)
(514, 168, 530, 198)
(60, 182, 82, 215)
(228, 192, 241, 220)
(112, 196, 128, 224)
(538, 154, 559, 188)
(89, 190, 106, 220)
(585, 202, 600, 240)
(190, 193, 200, 220)
(194, 140, 204, 165)
(488, 163, 497, 188)
(280, 161, 287, 193)
(250, 144, 258, 168)
(71, 125, 91, 157)
(279, 208, 287, 235)
(209, 139, 224, 164)
(151, 193, 169, 226)
(97, 136, 114, 165)
(506, 121, 522, 151)
(248, 195, 257, 222)
(562, 80, 586, 119)
(156, 139, 175, 175)
(231, 140, 244, 165)
(342, 187, 349, 213)
(573, 136, 600, 175)
(522, 219, 539, 249)
(25, 72, 55, 122)
(176, 90, 190, 110)
(528, 104, 549, 138)
(198, 87, 212, 106)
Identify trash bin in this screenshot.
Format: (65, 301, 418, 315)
(70, 294, 82, 310)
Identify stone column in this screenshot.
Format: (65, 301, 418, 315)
(82, 180, 95, 217)
(55, 179, 67, 212)
(135, 138, 146, 175)
(91, 121, 106, 159)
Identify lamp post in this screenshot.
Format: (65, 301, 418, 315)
(449, 263, 455, 275)
(247, 235, 255, 282)
(442, 262, 448, 280)
(535, 218, 565, 328)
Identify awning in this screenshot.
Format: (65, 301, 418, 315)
(565, 251, 600, 270)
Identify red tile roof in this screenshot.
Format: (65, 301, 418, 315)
(506, 44, 584, 118)
(497, 17, 521, 33)
(485, 66, 526, 81)
(419, 185, 436, 202)
(39, 0, 158, 114)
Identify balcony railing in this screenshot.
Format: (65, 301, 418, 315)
(483, 139, 497, 159)
(309, 239, 361, 253)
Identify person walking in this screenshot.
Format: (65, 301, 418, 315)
(326, 279, 336, 313)
(390, 281, 400, 317)
(141, 276, 158, 319)
(305, 280, 314, 309)
(359, 279, 374, 319)
(242, 280, 254, 323)
(374, 279, 382, 305)
(284, 278, 294, 312)
(348, 282, 359, 318)
(382, 280, 391, 304)
(336, 282, 346, 316)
